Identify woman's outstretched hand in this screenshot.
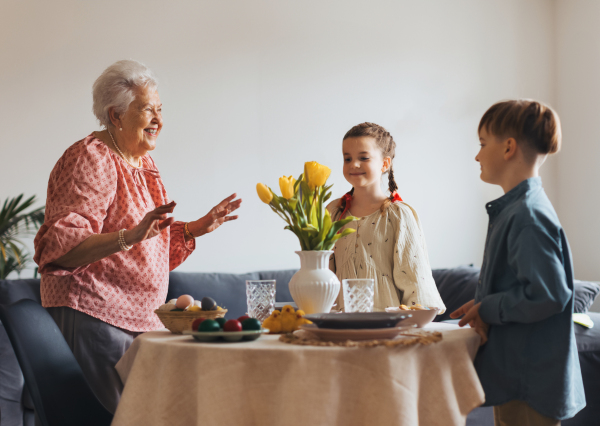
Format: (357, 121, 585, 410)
(188, 193, 242, 237)
(126, 201, 177, 245)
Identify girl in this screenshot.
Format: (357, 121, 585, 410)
(327, 122, 446, 313)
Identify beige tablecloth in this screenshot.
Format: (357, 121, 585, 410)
(112, 323, 484, 426)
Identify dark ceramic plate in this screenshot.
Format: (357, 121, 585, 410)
(303, 312, 412, 329)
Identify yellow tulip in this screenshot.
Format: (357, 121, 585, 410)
(256, 183, 273, 204)
(279, 176, 296, 199)
(304, 161, 331, 190)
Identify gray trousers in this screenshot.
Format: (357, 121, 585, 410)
(46, 307, 142, 414)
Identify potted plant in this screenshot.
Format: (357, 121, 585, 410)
(256, 161, 357, 314)
(0, 195, 45, 279)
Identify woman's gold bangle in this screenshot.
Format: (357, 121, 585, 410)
(184, 222, 196, 239)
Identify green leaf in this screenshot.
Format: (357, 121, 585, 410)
(326, 216, 358, 240)
(316, 210, 332, 243)
(294, 174, 303, 192)
(301, 226, 319, 236)
(309, 201, 318, 228)
(328, 228, 356, 244)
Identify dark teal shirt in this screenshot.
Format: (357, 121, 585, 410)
(475, 177, 585, 420)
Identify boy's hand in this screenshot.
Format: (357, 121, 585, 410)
(450, 299, 475, 319)
(450, 300, 490, 346)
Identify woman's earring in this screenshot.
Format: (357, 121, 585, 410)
(119, 128, 122, 131)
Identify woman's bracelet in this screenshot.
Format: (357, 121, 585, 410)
(184, 222, 196, 239)
(118, 229, 133, 251)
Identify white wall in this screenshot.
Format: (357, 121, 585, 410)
(555, 0, 600, 282)
(1, 0, 556, 276)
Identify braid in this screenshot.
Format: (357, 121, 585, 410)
(388, 168, 398, 199)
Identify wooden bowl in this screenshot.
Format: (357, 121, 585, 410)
(154, 309, 228, 334)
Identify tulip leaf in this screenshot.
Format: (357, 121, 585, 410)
(310, 238, 324, 250)
(309, 202, 318, 228)
(326, 216, 358, 240)
(328, 228, 356, 244)
(301, 227, 319, 236)
(300, 181, 313, 201)
(316, 210, 332, 243)
(294, 175, 303, 192)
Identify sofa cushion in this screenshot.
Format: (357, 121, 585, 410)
(431, 267, 600, 321)
(432, 266, 480, 322)
(573, 280, 600, 314)
(0, 324, 24, 403)
(563, 312, 600, 426)
(0, 279, 40, 426)
(0, 279, 41, 305)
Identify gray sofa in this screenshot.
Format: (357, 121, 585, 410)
(1, 266, 599, 426)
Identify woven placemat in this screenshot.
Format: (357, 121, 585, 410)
(279, 330, 443, 348)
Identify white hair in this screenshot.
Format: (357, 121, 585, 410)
(92, 60, 158, 128)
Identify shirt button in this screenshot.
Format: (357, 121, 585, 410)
(355, 244, 358, 248)
(478, 279, 482, 284)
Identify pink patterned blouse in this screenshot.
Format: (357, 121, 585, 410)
(34, 134, 195, 332)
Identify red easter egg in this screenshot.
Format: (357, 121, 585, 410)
(223, 319, 242, 332)
(237, 315, 251, 323)
(192, 318, 206, 331)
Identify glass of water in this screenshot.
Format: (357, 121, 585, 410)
(245, 280, 276, 322)
(342, 279, 375, 313)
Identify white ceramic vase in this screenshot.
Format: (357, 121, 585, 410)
(288, 250, 340, 314)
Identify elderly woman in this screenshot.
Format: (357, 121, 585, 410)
(33, 60, 241, 413)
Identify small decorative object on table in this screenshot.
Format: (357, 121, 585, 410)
(155, 295, 227, 334)
(262, 304, 312, 334)
(256, 162, 358, 314)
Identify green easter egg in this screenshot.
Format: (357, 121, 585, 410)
(198, 319, 220, 332)
(241, 318, 262, 331)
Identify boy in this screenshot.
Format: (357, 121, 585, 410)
(451, 100, 585, 425)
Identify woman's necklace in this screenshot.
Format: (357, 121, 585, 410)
(107, 130, 141, 169)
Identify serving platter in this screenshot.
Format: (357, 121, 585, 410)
(183, 328, 270, 342)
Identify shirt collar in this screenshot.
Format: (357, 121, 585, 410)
(485, 177, 542, 216)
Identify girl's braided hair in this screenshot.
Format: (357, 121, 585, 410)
(338, 122, 399, 216)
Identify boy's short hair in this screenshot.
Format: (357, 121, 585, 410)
(479, 100, 562, 155)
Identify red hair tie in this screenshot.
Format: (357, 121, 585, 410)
(339, 192, 353, 218)
(391, 191, 403, 202)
